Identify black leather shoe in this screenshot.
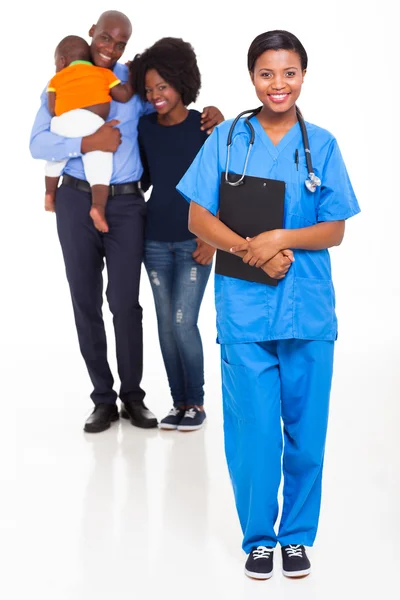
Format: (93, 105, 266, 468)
(84, 404, 119, 433)
(120, 400, 158, 429)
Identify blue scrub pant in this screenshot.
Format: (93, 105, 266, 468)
(221, 339, 334, 553)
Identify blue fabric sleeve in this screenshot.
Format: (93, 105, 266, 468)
(176, 127, 221, 216)
(116, 62, 155, 115)
(142, 100, 156, 116)
(317, 138, 360, 222)
(29, 87, 83, 162)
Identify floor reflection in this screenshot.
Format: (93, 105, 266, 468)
(77, 422, 158, 597)
(157, 428, 209, 565)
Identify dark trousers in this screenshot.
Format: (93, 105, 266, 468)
(55, 183, 146, 405)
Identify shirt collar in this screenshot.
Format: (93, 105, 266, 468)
(69, 60, 93, 67)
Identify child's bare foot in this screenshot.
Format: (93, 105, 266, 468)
(45, 193, 56, 212)
(90, 205, 109, 233)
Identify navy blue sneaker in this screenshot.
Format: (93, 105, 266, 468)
(281, 545, 311, 578)
(244, 546, 274, 579)
(159, 407, 186, 430)
(177, 407, 206, 431)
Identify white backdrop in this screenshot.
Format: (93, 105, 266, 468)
(1, 1, 399, 598)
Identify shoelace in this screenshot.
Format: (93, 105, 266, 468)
(285, 545, 303, 558)
(168, 407, 182, 417)
(252, 546, 272, 560)
(184, 408, 197, 419)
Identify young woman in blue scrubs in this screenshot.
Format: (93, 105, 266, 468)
(177, 30, 360, 578)
(131, 39, 218, 431)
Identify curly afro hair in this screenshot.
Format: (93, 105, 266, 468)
(130, 37, 201, 106)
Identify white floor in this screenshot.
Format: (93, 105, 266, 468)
(3, 242, 400, 599)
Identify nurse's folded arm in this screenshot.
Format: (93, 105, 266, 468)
(231, 220, 345, 269)
(188, 200, 294, 279)
(278, 220, 345, 250)
(263, 249, 294, 279)
(188, 200, 246, 252)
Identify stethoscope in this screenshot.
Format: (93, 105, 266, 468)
(225, 106, 321, 193)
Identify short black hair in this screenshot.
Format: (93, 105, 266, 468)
(248, 30, 308, 72)
(56, 35, 91, 63)
(130, 37, 201, 106)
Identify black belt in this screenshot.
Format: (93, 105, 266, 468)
(62, 174, 142, 197)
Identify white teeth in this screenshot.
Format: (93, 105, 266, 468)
(99, 53, 111, 61)
(271, 94, 287, 99)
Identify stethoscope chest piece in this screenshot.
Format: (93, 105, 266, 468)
(305, 172, 321, 193)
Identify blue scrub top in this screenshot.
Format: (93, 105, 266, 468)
(177, 116, 360, 344)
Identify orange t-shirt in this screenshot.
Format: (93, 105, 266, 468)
(47, 61, 121, 116)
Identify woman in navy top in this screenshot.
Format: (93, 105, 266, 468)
(131, 38, 219, 431)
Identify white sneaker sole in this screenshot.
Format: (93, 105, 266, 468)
(177, 416, 206, 431)
(177, 424, 204, 431)
(282, 568, 311, 578)
(158, 423, 178, 430)
(244, 568, 273, 580)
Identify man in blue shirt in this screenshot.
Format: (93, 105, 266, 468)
(30, 10, 223, 433)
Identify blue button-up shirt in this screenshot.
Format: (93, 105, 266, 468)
(29, 63, 155, 184)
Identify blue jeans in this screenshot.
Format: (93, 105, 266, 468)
(144, 239, 212, 407)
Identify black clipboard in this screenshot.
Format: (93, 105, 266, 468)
(215, 173, 285, 286)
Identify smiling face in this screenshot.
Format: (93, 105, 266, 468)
(89, 14, 131, 69)
(250, 49, 306, 116)
(144, 69, 184, 115)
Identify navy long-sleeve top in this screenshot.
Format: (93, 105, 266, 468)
(138, 109, 208, 242)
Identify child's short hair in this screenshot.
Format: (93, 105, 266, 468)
(56, 35, 91, 63)
(130, 37, 201, 106)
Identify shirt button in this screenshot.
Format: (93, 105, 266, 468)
(73, 152, 77, 156)
(68, 153, 72, 157)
